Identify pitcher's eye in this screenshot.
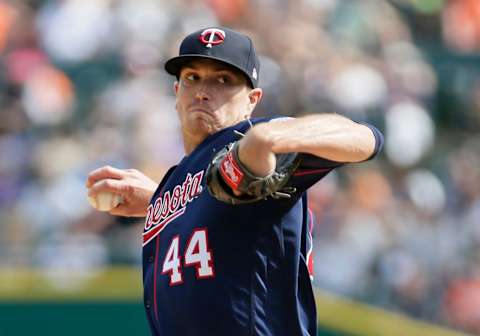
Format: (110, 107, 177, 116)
(186, 74, 199, 82)
(217, 75, 232, 84)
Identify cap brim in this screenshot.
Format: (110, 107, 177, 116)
(164, 54, 255, 88)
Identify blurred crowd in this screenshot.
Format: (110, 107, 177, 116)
(0, 0, 479, 334)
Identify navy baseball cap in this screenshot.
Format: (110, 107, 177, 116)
(165, 27, 260, 88)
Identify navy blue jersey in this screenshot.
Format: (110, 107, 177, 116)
(142, 117, 383, 336)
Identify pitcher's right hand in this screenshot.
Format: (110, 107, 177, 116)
(86, 166, 158, 217)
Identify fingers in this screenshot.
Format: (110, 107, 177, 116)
(87, 178, 132, 197)
(86, 166, 155, 218)
(109, 203, 145, 217)
(86, 166, 126, 188)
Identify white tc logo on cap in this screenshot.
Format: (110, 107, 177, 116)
(200, 28, 226, 48)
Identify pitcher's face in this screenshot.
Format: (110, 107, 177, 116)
(174, 59, 261, 142)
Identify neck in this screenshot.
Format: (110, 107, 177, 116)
(181, 117, 251, 154)
(182, 132, 207, 155)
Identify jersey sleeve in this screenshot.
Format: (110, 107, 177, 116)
(286, 154, 342, 192)
(248, 116, 383, 193)
(287, 121, 383, 192)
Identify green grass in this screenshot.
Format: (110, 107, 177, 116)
(0, 267, 471, 336)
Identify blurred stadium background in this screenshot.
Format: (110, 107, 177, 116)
(0, 0, 479, 335)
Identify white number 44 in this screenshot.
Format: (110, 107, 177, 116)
(162, 228, 214, 285)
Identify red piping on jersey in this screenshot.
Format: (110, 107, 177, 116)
(293, 168, 331, 177)
(307, 208, 314, 278)
(154, 235, 160, 321)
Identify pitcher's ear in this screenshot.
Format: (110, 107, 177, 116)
(248, 88, 263, 111)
